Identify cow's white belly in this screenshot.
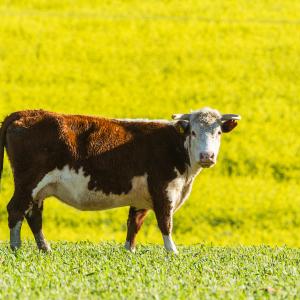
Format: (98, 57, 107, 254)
(32, 165, 153, 211)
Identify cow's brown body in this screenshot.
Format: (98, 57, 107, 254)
(0, 110, 190, 251)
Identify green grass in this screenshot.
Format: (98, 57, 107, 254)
(1, 242, 300, 299)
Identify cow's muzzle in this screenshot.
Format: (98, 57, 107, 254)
(199, 152, 216, 168)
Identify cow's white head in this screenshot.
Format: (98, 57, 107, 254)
(172, 107, 241, 169)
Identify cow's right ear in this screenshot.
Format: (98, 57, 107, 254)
(175, 120, 190, 135)
(221, 120, 238, 133)
(220, 114, 241, 133)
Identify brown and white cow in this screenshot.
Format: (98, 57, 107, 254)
(0, 107, 240, 253)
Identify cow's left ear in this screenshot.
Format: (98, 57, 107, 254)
(175, 120, 190, 135)
(221, 120, 238, 133)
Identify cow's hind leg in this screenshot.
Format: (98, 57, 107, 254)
(26, 202, 50, 252)
(125, 207, 148, 252)
(7, 191, 31, 250)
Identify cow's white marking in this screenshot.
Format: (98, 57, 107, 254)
(32, 165, 152, 211)
(124, 241, 131, 250)
(25, 203, 33, 217)
(166, 169, 187, 211)
(166, 168, 199, 212)
(163, 235, 178, 254)
(10, 220, 22, 249)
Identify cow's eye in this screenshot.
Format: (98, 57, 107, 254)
(218, 131, 222, 135)
(191, 131, 196, 137)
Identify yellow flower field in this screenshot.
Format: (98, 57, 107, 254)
(0, 0, 299, 247)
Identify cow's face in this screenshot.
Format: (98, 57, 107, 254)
(189, 113, 221, 168)
(173, 108, 240, 169)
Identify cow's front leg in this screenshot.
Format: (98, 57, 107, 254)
(125, 207, 148, 252)
(153, 197, 178, 254)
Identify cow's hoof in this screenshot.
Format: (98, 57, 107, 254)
(166, 249, 179, 255)
(124, 241, 136, 253)
(39, 243, 51, 252)
(10, 243, 21, 251)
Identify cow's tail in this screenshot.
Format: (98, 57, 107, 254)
(0, 113, 20, 189)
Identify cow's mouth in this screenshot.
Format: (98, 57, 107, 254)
(199, 161, 215, 168)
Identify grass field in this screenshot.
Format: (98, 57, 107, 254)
(1, 242, 300, 299)
(0, 0, 300, 298)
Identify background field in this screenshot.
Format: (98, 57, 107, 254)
(0, 1, 300, 247)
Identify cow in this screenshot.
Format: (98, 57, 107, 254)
(0, 107, 240, 253)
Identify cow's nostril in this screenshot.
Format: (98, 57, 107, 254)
(200, 152, 215, 162)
